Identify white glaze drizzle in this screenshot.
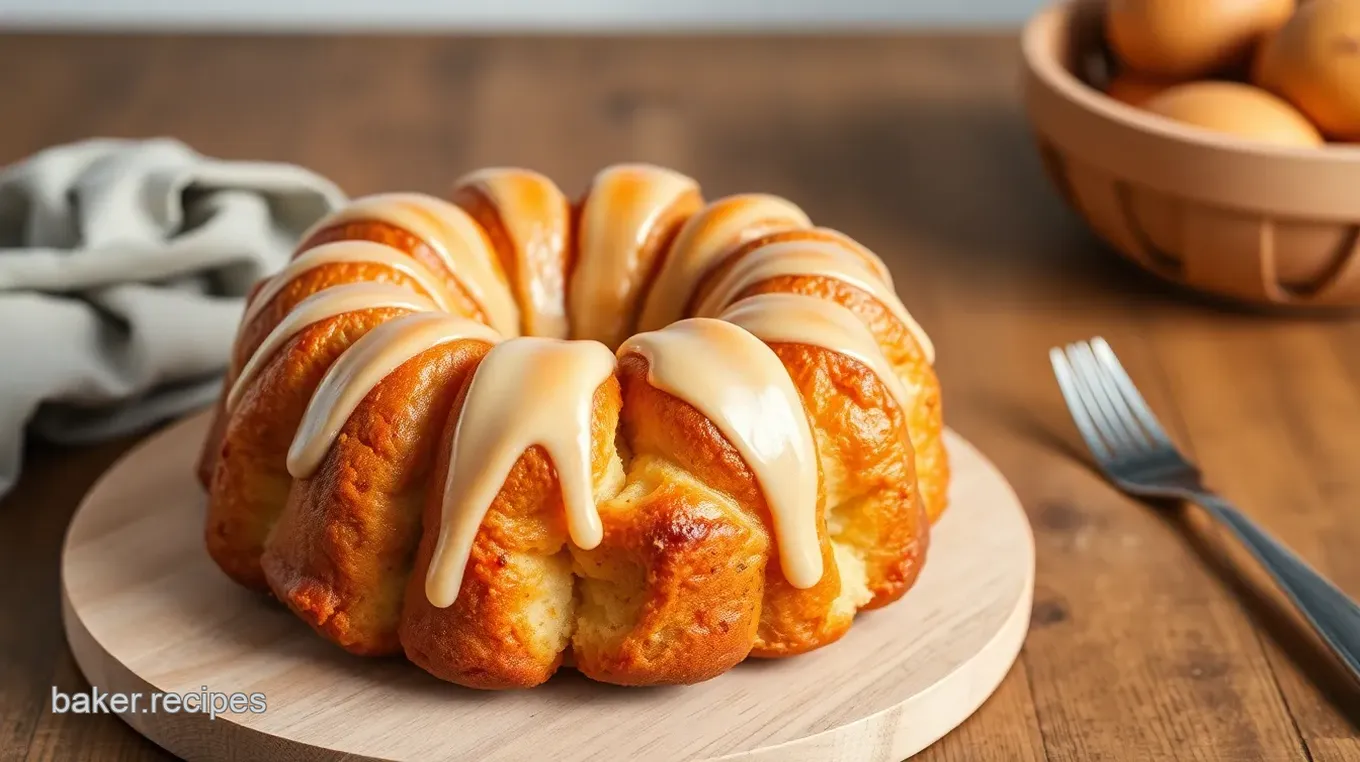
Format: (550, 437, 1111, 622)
(694, 240, 935, 364)
(287, 312, 501, 479)
(635, 193, 812, 333)
(619, 318, 823, 589)
(225, 283, 439, 413)
(808, 227, 896, 288)
(425, 337, 617, 608)
(452, 168, 570, 339)
(301, 193, 521, 337)
(720, 293, 914, 417)
(242, 241, 454, 329)
(568, 164, 699, 348)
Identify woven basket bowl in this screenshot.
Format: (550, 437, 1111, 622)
(1021, 0, 1360, 310)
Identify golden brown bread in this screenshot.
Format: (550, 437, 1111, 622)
(205, 306, 422, 590)
(753, 343, 926, 653)
(262, 339, 491, 655)
(450, 168, 573, 338)
(570, 353, 771, 684)
(301, 218, 499, 327)
(202, 164, 946, 689)
(195, 249, 471, 489)
(400, 373, 621, 689)
(620, 190, 704, 335)
(568, 165, 704, 348)
(692, 228, 949, 524)
(744, 276, 946, 527)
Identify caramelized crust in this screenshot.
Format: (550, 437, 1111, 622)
(712, 227, 896, 289)
(401, 374, 622, 689)
(302, 222, 490, 325)
(197, 397, 230, 489)
(735, 275, 948, 525)
(206, 307, 420, 590)
(764, 344, 928, 620)
(233, 261, 459, 372)
(448, 187, 512, 270)
(691, 230, 949, 523)
(747, 343, 927, 655)
(450, 176, 572, 338)
(567, 176, 703, 349)
(262, 339, 491, 655)
(627, 189, 704, 335)
(749, 508, 845, 657)
(196, 259, 461, 488)
(570, 353, 768, 685)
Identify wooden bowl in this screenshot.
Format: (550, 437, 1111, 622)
(1021, 0, 1360, 310)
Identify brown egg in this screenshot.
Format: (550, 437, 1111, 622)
(1105, 72, 1180, 107)
(1107, 0, 1296, 79)
(1142, 81, 1325, 146)
(1254, 0, 1360, 141)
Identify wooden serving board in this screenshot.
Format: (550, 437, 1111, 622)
(61, 413, 1034, 762)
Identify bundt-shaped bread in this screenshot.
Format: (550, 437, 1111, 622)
(199, 164, 947, 689)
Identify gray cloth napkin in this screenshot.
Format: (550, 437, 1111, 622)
(0, 138, 346, 497)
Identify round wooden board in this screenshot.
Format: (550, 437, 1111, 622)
(62, 412, 1034, 762)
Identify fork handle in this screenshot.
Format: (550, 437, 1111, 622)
(1197, 492, 1360, 682)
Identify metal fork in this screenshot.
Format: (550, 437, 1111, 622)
(1051, 337, 1360, 684)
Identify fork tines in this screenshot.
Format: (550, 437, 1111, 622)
(1049, 338, 1175, 464)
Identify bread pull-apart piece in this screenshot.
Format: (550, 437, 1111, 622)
(568, 164, 703, 348)
(260, 313, 499, 655)
(722, 294, 928, 649)
(196, 241, 462, 488)
(400, 338, 622, 689)
(693, 230, 949, 524)
(573, 319, 816, 684)
(206, 285, 441, 590)
(571, 454, 770, 685)
(299, 192, 521, 337)
(450, 168, 572, 339)
(635, 193, 812, 333)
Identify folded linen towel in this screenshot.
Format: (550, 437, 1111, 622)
(0, 138, 346, 497)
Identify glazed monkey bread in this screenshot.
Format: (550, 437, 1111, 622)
(198, 163, 948, 689)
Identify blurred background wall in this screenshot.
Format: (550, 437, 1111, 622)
(0, 0, 1047, 30)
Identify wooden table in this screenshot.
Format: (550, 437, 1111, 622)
(2, 32, 1359, 762)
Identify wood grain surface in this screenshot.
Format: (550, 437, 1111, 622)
(1, 31, 1359, 762)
